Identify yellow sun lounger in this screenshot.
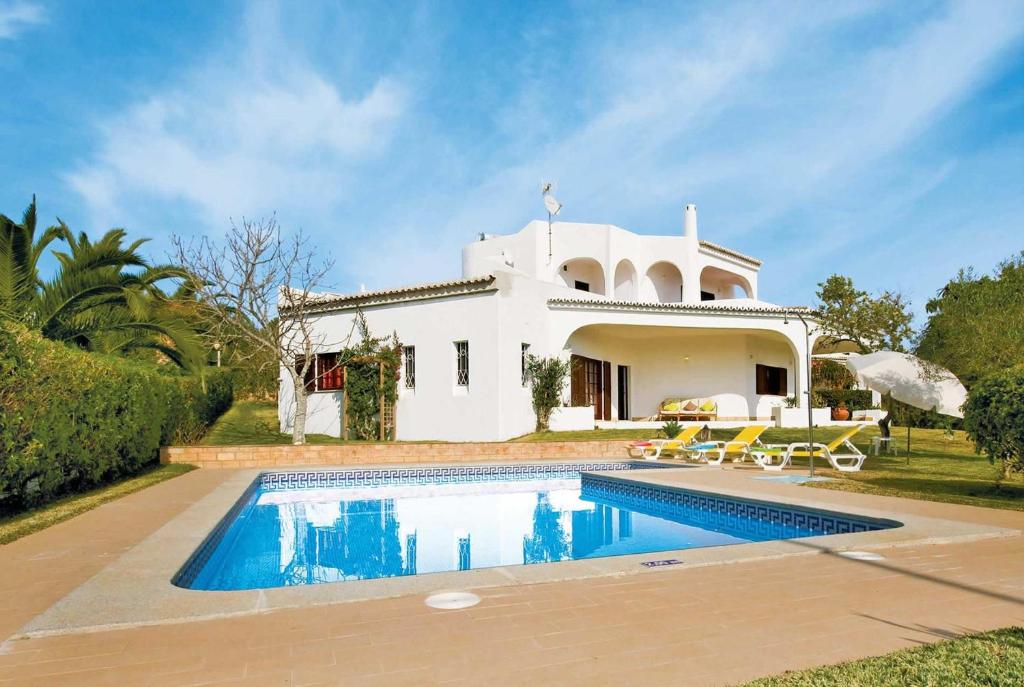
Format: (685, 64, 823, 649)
(627, 425, 703, 460)
(683, 425, 769, 465)
(751, 424, 868, 472)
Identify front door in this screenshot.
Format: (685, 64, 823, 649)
(571, 355, 611, 420)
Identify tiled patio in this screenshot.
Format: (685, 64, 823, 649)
(1, 465, 1022, 687)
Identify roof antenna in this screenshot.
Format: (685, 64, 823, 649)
(541, 181, 562, 263)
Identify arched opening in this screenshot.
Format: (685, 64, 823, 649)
(560, 323, 803, 422)
(612, 259, 637, 300)
(641, 261, 684, 303)
(556, 258, 606, 295)
(699, 266, 752, 301)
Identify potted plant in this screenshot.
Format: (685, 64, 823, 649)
(832, 401, 851, 421)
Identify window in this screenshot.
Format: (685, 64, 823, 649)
(294, 353, 343, 393)
(574, 280, 590, 292)
(403, 346, 416, 389)
(316, 352, 344, 391)
(700, 290, 716, 301)
(756, 364, 788, 395)
(521, 343, 530, 386)
(454, 341, 469, 386)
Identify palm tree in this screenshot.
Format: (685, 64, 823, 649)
(0, 198, 205, 370)
(0, 196, 66, 320)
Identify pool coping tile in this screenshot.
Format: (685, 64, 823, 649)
(14, 461, 1019, 638)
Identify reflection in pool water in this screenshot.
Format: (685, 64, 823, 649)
(189, 477, 827, 591)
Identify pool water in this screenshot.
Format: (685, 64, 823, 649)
(180, 463, 895, 591)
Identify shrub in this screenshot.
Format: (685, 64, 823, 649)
(963, 366, 1024, 484)
(812, 389, 874, 411)
(662, 421, 682, 439)
(526, 355, 571, 432)
(0, 323, 232, 511)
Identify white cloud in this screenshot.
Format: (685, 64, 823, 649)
(62, 0, 1024, 307)
(66, 9, 408, 234)
(0, 0, 44, 39)
(343, 0, 1024, 296)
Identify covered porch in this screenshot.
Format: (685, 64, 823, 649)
(562, 323, 804, 425)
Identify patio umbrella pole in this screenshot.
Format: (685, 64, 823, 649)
(791, 311, 815, 478)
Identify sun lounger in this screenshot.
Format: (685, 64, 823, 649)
(750, 424, 868, 472)
(627, 425, 703, 460)
(683, 425, 768, 465)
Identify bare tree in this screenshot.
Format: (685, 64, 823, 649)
(173, 216, 348, 444)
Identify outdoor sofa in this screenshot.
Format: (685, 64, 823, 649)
(657, 397, 718, 421)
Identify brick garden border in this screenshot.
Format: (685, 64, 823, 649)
(160, 440, 635, 469)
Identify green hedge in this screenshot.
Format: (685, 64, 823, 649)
(0, 323, 232, 510)
(812, 389, 874, 411)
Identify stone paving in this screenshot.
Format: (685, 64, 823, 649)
(1, 464, 1022, 686)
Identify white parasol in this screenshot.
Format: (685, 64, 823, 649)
(843, 351, 966, 418)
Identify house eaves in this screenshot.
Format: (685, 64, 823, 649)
(698, 240, 762, 267)
(547, 297, 811, 318)
(286, 276, 498, 314)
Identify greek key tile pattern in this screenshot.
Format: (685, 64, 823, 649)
(258, 461, 670, 491)
(581, 475, 898, 539)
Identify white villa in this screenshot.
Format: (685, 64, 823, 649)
(280, 204, 834, 442)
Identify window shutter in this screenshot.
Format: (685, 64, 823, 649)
(779, 367, 788, 396)
(602, 361, 612, 421)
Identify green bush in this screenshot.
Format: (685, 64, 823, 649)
(963, 366, 1024, 483)
(526, 355, 571, 432)
(812, 389, 874, 411)
(0, 323, 232, 510)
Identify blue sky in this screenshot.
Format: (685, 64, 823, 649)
(2, 0, 1023, 321)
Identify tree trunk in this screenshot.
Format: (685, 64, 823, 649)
(290, 370, 308, 445)
(878, 392, 892, 438)
(537, 408, 550, 432)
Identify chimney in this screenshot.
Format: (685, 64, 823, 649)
(683, 203, 698, 239)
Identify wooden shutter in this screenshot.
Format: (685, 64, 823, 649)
(778, 367, 788, 396)
(755, 364, 767, 395)
(601, 361, 612, 421)
(570, 355, 586, 407)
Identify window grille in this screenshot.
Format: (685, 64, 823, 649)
(403, 346, 416, 389)
(521, 343, 530, 386)
(455, 341, 469, 386)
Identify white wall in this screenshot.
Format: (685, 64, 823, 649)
(462, 218, 759, 306)
(279, 290, 505, 442)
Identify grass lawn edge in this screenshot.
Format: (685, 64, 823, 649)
(0, 463, 196, 545)
(741, 626, 1024, 686)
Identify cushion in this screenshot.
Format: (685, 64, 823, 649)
(663, 401, 679, 411)
(700, 400, 716, 412)
(683, 401, 698, 411)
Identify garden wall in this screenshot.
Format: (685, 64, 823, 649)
(161, 440, 634, 469)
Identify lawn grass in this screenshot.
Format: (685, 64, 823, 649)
(201, 400, 437, 445)
(518, 425, 1024, 512)
(742, 627, 1024, 686)
(201, 400, 348, 445)
(0, 463, 195, 545)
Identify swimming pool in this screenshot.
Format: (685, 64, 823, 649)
(175, 462, 898, 591)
